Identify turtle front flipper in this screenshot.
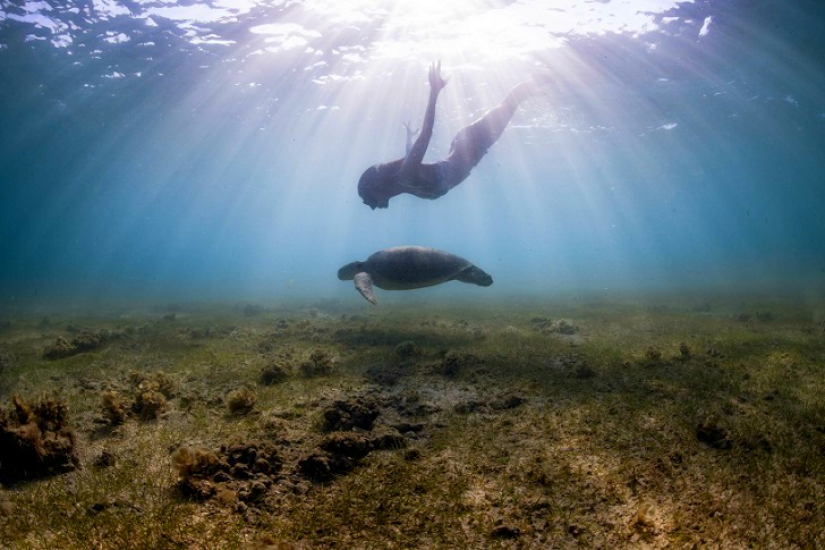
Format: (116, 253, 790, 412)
(354, 272, 379, 305)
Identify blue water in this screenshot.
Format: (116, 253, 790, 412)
(1, 0, 824, 308)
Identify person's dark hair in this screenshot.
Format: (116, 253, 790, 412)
(358, 165, 381, 209)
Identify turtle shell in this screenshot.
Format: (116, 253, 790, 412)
(364, 246, 472, 290)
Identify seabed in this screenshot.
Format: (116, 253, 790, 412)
(1, 291, 824, 549)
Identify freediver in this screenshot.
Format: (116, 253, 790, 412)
(358, 61, 550, 209)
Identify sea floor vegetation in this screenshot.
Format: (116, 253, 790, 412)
(1, 292, 824, 549)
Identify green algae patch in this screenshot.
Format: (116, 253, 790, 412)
(0, 295, 824, 548)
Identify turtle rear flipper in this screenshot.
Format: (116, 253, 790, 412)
(354, 272, 379, 305)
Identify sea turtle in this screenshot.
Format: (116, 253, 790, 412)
(337, 246, 493, 305)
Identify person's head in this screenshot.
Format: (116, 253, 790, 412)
(358, 165, 390, 209)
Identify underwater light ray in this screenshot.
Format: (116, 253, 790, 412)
(3, 0, 824, 305)
(530, 29, 794, 290)
(84, 16, 362, 295)
(484, 48, 645, 290)
(167, 2, 696, 296)
(614, 10, 825, 287)
(2, 71, 188, 292)
(13, 1, 767, 297)
(74, 81, 280, 294)
(234, 58, 429, 289)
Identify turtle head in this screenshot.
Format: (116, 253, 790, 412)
(456, 265, 493, 287)
(338, 261, 365, 280)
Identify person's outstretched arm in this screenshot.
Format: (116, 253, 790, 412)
(398, 61, 448, 183)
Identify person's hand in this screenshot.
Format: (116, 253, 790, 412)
(428, 61, 448, 93)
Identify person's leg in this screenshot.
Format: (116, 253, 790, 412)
(443, 76, 546, 185)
